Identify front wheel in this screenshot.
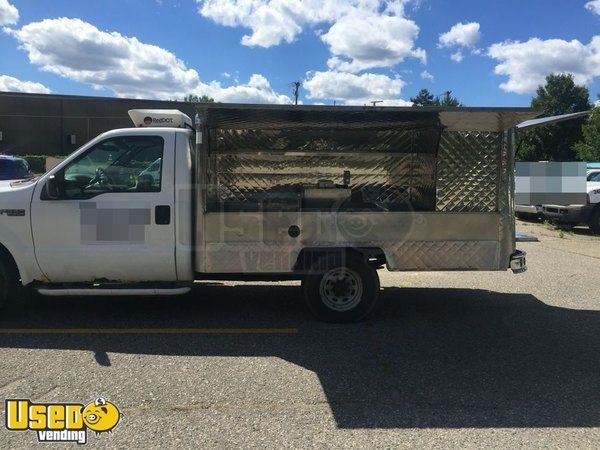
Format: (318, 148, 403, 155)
(302, 253, 380, 323)
(0, 257, 18, 310)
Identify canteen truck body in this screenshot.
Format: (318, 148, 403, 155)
(0, 104, 543, 321)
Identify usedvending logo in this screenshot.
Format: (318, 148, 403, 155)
(5, 397, 122, 444)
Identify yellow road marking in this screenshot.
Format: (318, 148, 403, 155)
(0, 328, 299, 334)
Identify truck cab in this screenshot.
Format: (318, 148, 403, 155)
(0, 110, 195, 290)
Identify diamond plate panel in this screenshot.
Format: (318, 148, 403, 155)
(209, 153, 436, 212)
(436, 131, 501, 212)
(212, 128, 435, 153)
(385, 240, 499, 271)
(203, 242, 300, 273)
(201, 106, 441, 130)
(497, 130, 510, 214)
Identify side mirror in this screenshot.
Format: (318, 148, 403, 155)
(45, 175, 62, 200)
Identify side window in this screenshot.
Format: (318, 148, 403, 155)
(57, 136, 164, 199)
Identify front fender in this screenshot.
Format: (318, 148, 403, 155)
(0, 181, 46, 285)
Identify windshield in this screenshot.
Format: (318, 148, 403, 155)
(587, 171, 600, 182)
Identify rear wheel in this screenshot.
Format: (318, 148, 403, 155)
(589, 207, 600, 235)
(302, 253, 380, 323)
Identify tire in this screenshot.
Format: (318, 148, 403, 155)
(302, 253, 380, 323)
(0, 256, 18, 310)
(589, 207, 600, 235)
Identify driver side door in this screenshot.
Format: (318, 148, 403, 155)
(31, 132, 177, 282)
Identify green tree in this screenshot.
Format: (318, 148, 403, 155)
(438, 91, 461, 107)
(410, 89, 436, 106)
(182, 94, 215, 103)
(519, 74, 590, 161)
(573, 105, 600, 161)
(410, 89, 462, 107)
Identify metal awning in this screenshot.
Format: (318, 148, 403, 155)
(197, 103, 539, 133)
(516, 111, 591, 130)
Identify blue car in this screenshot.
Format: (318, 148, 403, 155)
(0, 155, 34, 181)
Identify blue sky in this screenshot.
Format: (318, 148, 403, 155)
(1, 0, 599, 106)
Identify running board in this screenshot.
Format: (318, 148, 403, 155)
(37, 287, 191, 297)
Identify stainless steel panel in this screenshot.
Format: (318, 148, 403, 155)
(439, 110, 538, 132)
(200, 212, 503, 273)
(384, 241, 499, 271)
(436, 131, 501, 212)
(501, 129, 517, 266)
(209, 153, 436, 212)
(195, 106, 520, 275)
(212, 128, 438, 153)
(197, 104, 537, 133)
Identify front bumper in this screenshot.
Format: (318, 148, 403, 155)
(509, 250, 527, 274)
(541, 204, 594, 224)
(515, 204, 542, 215)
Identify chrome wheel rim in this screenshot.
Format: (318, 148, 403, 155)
(319, 267, 363, 312)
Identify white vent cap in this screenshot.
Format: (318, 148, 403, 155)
(128, 109, 192, 128)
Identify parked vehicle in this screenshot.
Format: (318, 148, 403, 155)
(0, 155, 33, 181)
(0, 105, 577, 321)
(540, 169, 600, 233)
(515, 204, 543, 220)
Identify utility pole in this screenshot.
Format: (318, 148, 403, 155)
(291, 81, 301, 106)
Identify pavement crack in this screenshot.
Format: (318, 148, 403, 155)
(0, 377, 25, 394)
(537, 243, 600, 261)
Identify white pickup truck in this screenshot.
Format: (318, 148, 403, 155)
(541, 169, 600, 234)
(0, 105, 536, 322)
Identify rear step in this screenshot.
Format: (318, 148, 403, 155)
(37, 287, 191, 296)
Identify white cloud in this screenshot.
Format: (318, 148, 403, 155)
(323, 12, 426, 73)
(586, 0, 600, 15)
(202, 74, 291, 103)
(304, 70, 411, 105)
(198, 0, 425, 72)
(198, 0, 400, 47)
(420, 70, 434, 81)
(0, 75, 50, 94)
(5, 18, 290, 103)
(439, 22, 481, 48)
(450, 51, 464, 62)
(488, 36, 600, 94)
(0, 0, 18, 25)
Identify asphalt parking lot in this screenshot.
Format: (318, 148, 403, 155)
(0, 220, 599, 448)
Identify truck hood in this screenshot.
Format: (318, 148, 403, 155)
(0, 178, 38, 208)
(588, 181, 600, 191)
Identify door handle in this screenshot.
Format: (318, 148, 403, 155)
(155, 205, 171, 225)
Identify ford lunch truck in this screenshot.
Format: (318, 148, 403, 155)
(0, 104, 545, 322)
